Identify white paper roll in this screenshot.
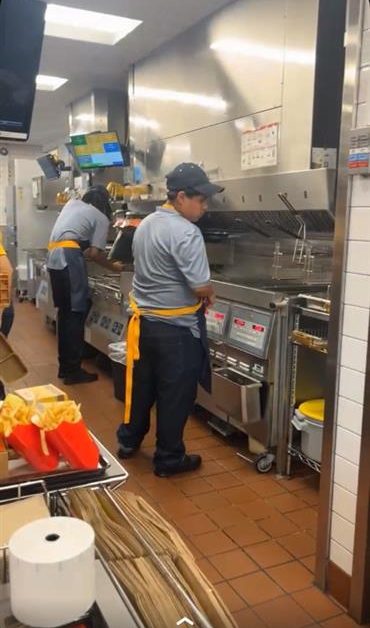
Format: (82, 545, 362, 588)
(9, 516, 95, 628)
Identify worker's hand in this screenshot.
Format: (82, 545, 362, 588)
(111, 261, 124, 272)
(203, 294, 215, 308)
(83, 248, 92, 259)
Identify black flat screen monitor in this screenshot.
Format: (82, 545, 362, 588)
(37, 154, 60, 180)
(0, 0, 46, 141)
(70, 131, 125, 170)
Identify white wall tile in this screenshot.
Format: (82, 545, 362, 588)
(344, 273, 370, 308)
(346, 241, 370, 274)
(337, 396, 364, 436)
(334, 455, 360, 494)
(351, 177, 370, 207)
(331, 512, 355, 553)
(341, 336, 367, 372)
(330, 540, 353, 576)
(362, 29, 370, 67)
(349, 207, 370, 241)
(339, 367, 365, 405)
(358, 66, 370, 103)
(336, 426, 362, 466)
(342, 304, 370, 341)
(332, 484, 358, 524)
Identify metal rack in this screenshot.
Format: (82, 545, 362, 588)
(0, 434, 221, 628)
(286, 296, 329, 476)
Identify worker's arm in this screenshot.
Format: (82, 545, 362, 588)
(85, 247, 124, 272)
(172, 228, 214, 304)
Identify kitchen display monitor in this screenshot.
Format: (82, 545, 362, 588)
(205, 301, 230, 340)
(0, 0, 46, 141)
(70, 131, 124, 170)
(228, 305, 273, 359)
(37, 154, 60, 180)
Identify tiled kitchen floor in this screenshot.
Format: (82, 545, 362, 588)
(9, 303, 366, 628)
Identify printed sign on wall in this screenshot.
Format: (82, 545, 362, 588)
(241, 122, 279, 171)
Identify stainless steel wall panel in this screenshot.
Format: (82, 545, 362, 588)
(130, 0, 321, 182)
(280, 0, 319, 171)
(131, 0, 285, 139)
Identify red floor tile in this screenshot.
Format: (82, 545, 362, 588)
(267, 562, 314, 593)
(254, 595, 313, 628)
(230, 571, 283, 606)
(209, 548, 259, 580)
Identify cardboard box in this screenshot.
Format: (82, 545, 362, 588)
(0, 437, 7, 479)
(14, 384, 67, 405)
(0, 334, 27, 383)
(0, 494, 50, 547)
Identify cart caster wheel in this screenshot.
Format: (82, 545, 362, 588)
(255, 454, 274, 474)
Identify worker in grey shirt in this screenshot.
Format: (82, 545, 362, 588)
(47, 186, 123, 384)
(117, 163, 223, 477)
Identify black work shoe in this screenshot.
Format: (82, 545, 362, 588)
(117, 445, 139, 459)
(154, 454, 202, 478)
(63, 369, 98, 385)
(58, 371, 66, 379)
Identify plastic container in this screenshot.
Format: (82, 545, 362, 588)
(46, 420, 100, 470)
(7, 424, 59, 471)
(109, 341, 126, 403)
(292, 399, 325, 463)
(111, 360, 126, 402)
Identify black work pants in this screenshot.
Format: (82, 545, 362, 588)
(117, 318, 203, 469)
(0, 302, 14, 337)
(57, 308, 86, 375)
(49, 267, 89, 376)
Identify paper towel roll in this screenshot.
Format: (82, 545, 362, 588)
(9, 516, 95, 628)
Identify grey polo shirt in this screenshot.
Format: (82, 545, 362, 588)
(47, 199, 109, 270)
(132, 206, 210, 336)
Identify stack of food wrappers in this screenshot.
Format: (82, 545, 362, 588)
(0, 386, 99, 472)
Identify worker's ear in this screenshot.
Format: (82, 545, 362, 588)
(177, 191, 186, 203)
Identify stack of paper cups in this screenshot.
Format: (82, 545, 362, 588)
(9, 516, 95, 628)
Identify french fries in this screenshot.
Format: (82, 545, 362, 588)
(0, 394, 32, 437)
(31, 400, 82, 431)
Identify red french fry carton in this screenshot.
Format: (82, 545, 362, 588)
(46, 419, 99, 470)
(6, 423, 59, 472)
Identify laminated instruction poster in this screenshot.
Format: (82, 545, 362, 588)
(241, 122, 279, 171)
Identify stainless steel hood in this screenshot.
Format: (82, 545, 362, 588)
(207, 169, 335, 214)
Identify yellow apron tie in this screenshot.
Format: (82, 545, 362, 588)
(48, 240, 80, 251)
(124, 294, 202, 424)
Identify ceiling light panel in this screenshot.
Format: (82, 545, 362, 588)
(45, 4, 142, 46)
(36, 74, 68, 91)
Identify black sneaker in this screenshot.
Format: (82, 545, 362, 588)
(63, 369, 98, 385)
(154, 454, 202, 478)
(117, 445, 139, 459)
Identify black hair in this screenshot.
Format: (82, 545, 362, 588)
(82, 187, 111, 219)
(167, 189, 202, 202)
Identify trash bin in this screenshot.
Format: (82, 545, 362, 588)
(108, 342, 126, 402)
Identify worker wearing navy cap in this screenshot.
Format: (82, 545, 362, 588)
(117, 163, 224, 477)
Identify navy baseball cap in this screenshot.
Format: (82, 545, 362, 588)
(166, 163, 224, 198)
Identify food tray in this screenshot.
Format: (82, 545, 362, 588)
(0, 455, 109, 503)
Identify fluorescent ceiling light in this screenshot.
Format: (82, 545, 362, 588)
(36, 74, 68, 91)
(133, 86, 228, 112)
(211, 38, 315, 66)
(45, 4, 142, 46)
